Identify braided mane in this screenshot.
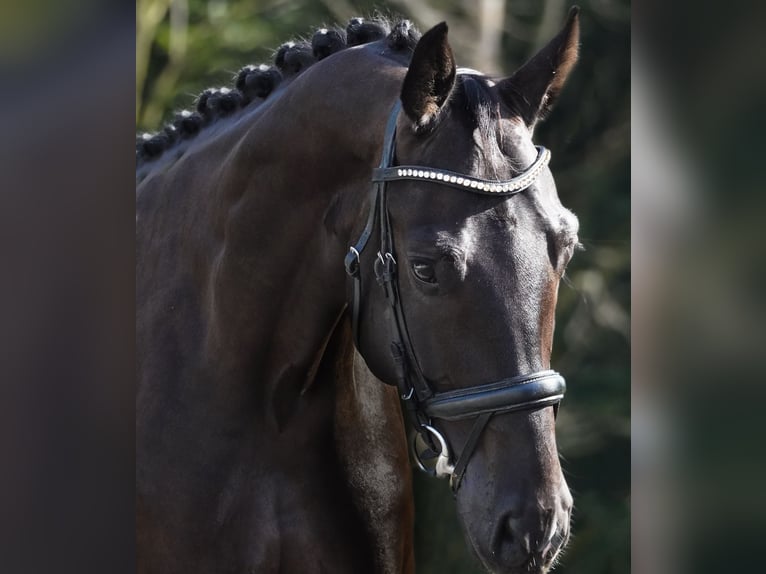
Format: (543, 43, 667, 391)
(136, 17, 420, 167)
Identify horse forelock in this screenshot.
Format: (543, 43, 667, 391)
(136, 15, 421, 170)
(454, 74, 500, 143)
(445, 73, 536, 179)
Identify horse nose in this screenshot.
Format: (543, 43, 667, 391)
(499, 505, 571, 567)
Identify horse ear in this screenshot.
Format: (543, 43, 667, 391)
(497, 6, 580, 128)
(400, 22, 456, 132)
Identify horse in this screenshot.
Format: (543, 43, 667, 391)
(137, 9, 580, 574)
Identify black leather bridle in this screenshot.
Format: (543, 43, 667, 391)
(344, 101, 566, 492)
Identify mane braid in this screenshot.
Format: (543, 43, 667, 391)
(136, 15, 420, 168)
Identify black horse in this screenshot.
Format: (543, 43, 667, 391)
(137, 10, 580, 574)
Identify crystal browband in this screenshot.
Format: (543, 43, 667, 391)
(371, 145, 551, 195)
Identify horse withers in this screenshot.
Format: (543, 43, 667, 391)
(137, 9, 580, 574)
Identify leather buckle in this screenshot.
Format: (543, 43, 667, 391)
(374, 251, 397, 285)
(344, 247, 360, 277)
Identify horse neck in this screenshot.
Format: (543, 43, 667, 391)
(212, 53, 416, 562)
(203, 49, 405, 411)
(326, 320, 416, 573)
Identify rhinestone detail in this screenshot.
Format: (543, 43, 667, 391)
(380, 147, 550, 195)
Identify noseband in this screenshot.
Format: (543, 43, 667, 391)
(344, 101, 566, 492)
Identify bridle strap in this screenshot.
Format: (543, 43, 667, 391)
(344, 102, 402, 348)
(450, 412, 492, 491)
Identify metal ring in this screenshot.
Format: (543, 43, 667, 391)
(412, 424, 455, 479)
(412, 437, 431, 474)
(412, 431, 435, 475)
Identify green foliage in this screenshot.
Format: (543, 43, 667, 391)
(136, 1, 630, 572)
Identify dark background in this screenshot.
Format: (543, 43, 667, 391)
(136, 1, 630, 573)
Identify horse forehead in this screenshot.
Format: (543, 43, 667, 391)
(463, 185, 569, 250)
(497, 118, 538, 161)
(429, 204, 528, 255)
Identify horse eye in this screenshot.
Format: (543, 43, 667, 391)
(412, 261, 437, 284)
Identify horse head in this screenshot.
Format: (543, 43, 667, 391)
(350, 10, 580, 573)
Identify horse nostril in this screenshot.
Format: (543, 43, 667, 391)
(497, 508, 568, 568)
(539, 541, 556, 564)
(500, 515, 531, 562)
(535, 509, 557, 554)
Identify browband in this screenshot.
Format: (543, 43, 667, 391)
(372, 146, 551, 195)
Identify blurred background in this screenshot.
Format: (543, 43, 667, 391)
(137, 1, 630, 573)
(6, 1, 766, 573)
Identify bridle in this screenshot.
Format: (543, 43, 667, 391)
(344, 100, 566, 492)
